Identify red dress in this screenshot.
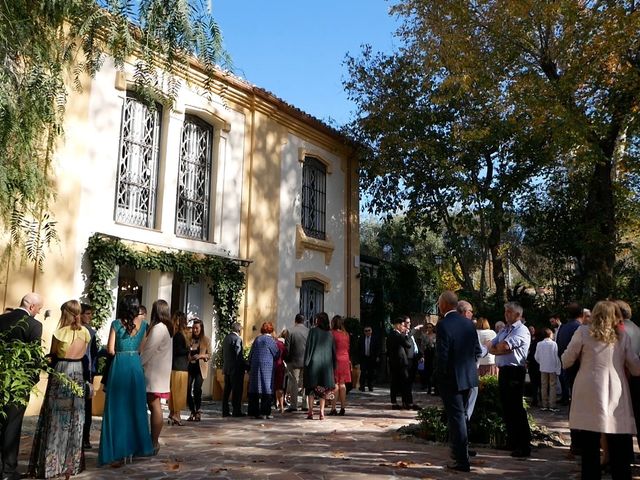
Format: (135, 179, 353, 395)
(332, 330, 352, 383)
(273, 339, 287, 390)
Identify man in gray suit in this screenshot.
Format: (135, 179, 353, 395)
(0, 293, 43, 480)
(285, 314, 308, 412)
(222, 322, 246, 417)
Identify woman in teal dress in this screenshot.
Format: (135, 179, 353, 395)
(98, 295, 153, 465)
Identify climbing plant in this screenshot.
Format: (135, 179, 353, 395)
(85, 234, 245, 338)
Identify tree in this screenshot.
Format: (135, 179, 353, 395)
(346, 0, 640, 301)
(360, 216, 442, 315)
(0, 0, 230, 277)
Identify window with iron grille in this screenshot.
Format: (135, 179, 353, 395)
(300, 279, 324, 328)
(176, 115, 213, 240)
(115, 94, 162, 228)
(301, 156, 327, 240)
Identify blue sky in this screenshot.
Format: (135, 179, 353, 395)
(213, 1, 401, 127)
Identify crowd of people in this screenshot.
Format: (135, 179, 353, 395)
(2, 290, 640, 479)
(433, 291, 640, 478)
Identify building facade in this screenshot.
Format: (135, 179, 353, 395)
(1, 56, 360, 410)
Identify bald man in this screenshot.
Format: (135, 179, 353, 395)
(0, 293, 43, 480)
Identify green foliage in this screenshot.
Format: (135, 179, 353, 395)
(343, 317, 361, 336)
(416, 375, 534, 448)
(0, 333, 46, 413)
(346, 0, 640, 304)
(0, 322, 83, 414)
(360, 217, 441, 321)
(0, 0, 230, 261)
(416, 406, 448, 443)
(85, 234, 245, 337)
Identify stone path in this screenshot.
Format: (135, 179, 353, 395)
(17, 388, 640, 479)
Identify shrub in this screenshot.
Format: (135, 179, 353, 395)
(416, 375, 535, 449)
(0, 331, 46, 414)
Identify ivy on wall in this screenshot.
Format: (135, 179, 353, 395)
(85, 234, 245, 341)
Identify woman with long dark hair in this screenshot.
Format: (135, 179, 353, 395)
(186, 318, 211, 422)
(29, 300, 90, 478)
(141, 299, 173, 454)
(168, 311, 189, 425)
(98, 295, 153, 465)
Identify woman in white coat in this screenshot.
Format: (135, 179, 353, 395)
(141, 299, 173, 454)
(562, 300, 640, 480)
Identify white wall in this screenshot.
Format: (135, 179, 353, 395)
(68, 59, 247, 302)
(276, 134, 347, 331)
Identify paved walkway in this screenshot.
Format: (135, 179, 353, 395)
(17, 389, 640, 479)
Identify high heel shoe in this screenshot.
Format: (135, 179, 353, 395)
(306, 411, 314, 420)
(319, 412, 325, 420)
(339, 408, 345, 416)
(168, 416, 183, 426)
(328, 408, 338, 416)
(195, 411, 202, 422)
(187, 413, 196, 422)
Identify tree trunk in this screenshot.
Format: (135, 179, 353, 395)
(582, 159, 615, 299)
(488, 224, 507, 304)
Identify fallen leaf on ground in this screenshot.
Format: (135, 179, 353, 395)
(378, 460, 415, 468)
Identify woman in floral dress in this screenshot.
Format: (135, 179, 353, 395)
(29, 300, 90, 478)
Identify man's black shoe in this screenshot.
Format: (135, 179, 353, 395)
(231, 412, 246, 417)
(391, 404, 402, 410)
(510, 449, 531, 458)
(358, 386, 365, 392)
(222, 412, 231, 417)
(410, 404, 421, 411)
(83, 440, 92, 450)
(468, 450, 477, 457)
(285, 407, 297, 412)
(368, 387, 373, 392)
(446, 463, 471, 472)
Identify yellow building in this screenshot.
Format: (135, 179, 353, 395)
(2, 55, 360, 410)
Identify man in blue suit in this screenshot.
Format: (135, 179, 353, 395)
(435, 291, 481, 472)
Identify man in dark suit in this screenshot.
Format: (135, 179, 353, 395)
(80, 303, 98, 450)
(357, 326, 380, 392)
(0, 293, 43, 480)
(222, 322, 246, 417)
(435, 290, 481, 473)
(386, 317, 412, 409)
(555, 302, 584, 454)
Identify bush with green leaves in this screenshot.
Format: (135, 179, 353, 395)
(0, 333, 46, 414)
(0, 324, 83, 415)
(415, 375, 532, 449)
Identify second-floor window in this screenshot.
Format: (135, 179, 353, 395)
(115, 94, 162, 228)
(176, 115, 213, 240)
(301, 156, 326, 240)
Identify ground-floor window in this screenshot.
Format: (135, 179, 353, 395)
(299, 279, 324, 327)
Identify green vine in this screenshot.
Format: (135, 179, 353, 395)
(84, 234, 245, 341)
